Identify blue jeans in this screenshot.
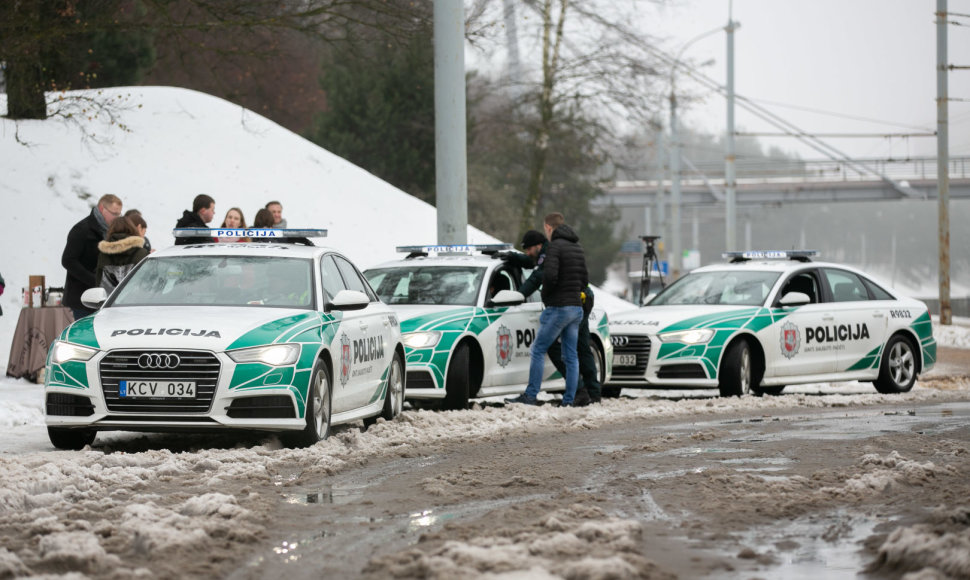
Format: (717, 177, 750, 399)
(524, 306, 584, 404)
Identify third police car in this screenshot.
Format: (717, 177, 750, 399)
(364, 245, 613, 409)
(606, 251, 936, 397)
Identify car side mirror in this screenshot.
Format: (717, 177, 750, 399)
(326, 289, 370, 312)
(779, 291, 811, 307)
(488, 289, 526, 307)
(80, 287, 108, 310)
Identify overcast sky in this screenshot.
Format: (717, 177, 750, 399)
(643, 0, 970, 160)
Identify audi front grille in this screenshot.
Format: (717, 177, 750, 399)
(99, 350, 221, 413)
(610, 335, 651, 378)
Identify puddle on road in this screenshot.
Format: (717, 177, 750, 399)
(713, 511, 883, 579)
(282, 483, 366, 505)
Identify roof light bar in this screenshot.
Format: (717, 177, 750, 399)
(173, 228, 328, 238)
(395, 244, 512, 255)
(723, 250, 819, 263)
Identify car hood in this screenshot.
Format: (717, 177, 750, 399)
(59, 306, 318, 351)
(385, 304, 480, 333)
(608, 304, 763, 334)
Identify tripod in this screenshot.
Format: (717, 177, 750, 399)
(639, 235, 666, 305)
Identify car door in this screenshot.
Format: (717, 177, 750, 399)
(332, 254, 391, 408)
(821, 268, 889, 374)
(481, 265, 539, 388)
(764, 268, 839, 378)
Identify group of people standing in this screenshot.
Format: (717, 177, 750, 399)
(503, 212, 599, 408)
(60, 194, 288, 320)
(174, 195, 287, 245)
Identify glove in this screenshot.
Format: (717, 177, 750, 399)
(492, 251, 512, 260)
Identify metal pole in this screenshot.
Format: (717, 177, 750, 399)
(725, 15, 738, 252)
(669, 91, 681, 278)
(434, 0, 468, 244)
(936, 0, 952, 325)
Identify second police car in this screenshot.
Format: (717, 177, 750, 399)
(607, 251, 936, 397)
(363, 245, 613, 409)
(44, 229, 405, 449)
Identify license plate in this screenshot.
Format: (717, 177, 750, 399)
(613, 354, 637, 367)
(120, 380, 196, 398)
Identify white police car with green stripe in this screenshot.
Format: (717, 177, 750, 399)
(363, 245, 612, 409)
(44, 229, 405, 449)
(607, 251, 936, 397)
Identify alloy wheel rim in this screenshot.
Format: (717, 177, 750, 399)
(890, 342, 914, 386)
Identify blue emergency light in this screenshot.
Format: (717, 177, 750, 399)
(396, 244, 512, 255)
(723, 250, 818, 263)
(173, 228, 329, 238)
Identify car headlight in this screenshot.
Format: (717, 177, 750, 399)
(402, 331, 442, 349)
(228, 344, 300, 366)
(50, 341, 99, 364)
(658, 328, 715, 344)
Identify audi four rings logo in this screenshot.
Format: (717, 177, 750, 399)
(137, 353, 181, 369)
(611, 336, 628, 347)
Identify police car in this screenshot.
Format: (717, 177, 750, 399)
(607, 251, 936, 397)
(363, 245, 613, 409)
(44, 229, 405, 450)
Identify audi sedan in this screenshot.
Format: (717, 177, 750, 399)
(606, 251, 936, 397)
(44, 232, 405, 449)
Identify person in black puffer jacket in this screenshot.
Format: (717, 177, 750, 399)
(506, 212, 589, 407)
(96, 216, 149, 294)
(174, 194, 216, 245)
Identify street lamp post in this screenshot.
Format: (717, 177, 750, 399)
(669, 26, 722, 278)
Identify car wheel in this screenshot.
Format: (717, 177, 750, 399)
(590, 340, 606, 386)
(47, 427, 96, 450)
(751, 385, 785, 397)
(365, 352, 405, 428)
(288, 360, 332, 447)
(874, 335, 917, 394)
(443, 343, 470, 410)
(719, 340, 752, 397)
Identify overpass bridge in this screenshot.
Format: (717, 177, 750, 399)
(598, 156, 970, 208)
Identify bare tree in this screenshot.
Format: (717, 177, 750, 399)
(468, 0, 667, 233)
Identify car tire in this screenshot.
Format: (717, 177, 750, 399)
(590, 340, 606, 386)
(287, 360, 332, 447)
(365, 352, 405, 428)
(719, 340, 752, 397)
(751, 385, 785, 396)
(443, 343, 470, 410)
(47, 427, 96, 450)
(873, 335, 917, 394)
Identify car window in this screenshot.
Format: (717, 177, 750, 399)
(320, 256, 345, 301)
(486, 268, 517, 302)
(863, 278, 895, 300)
(777, 271, 821, 304)
(650, 270, 780, 306)
(333, 255, 374, 299)
(825, 269, 871, 302)
(364, 266, 485, 306)
(111, 256, 313, 309)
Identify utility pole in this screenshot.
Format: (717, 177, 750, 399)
(936, 0, 952, 325)
(724, 10, 739, 252)
(434, 0, 468, 244)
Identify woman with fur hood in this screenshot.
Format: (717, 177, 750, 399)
(96, 215, 149, 293)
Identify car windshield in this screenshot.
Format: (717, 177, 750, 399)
(649, 270, 781, 307)
(364, 266, 485, 306)
(110, 256, 314, 308)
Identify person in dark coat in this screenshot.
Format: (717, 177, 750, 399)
(124, 209, 152, 253)
(174, 194, 216, 245)
(499, 228, 601, 405)
(61, 194, 123, 320)
(96, 216, 150, 293)
(507, 212, 589, 407)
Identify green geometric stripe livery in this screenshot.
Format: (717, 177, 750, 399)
(911, 311, 937, 368)
(846, 346, 882, 371)
(657, 308, 791, 377)
(401, 307, 507, 388)
(227, 312, 340, 416)
(60, 316, 99, 348)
